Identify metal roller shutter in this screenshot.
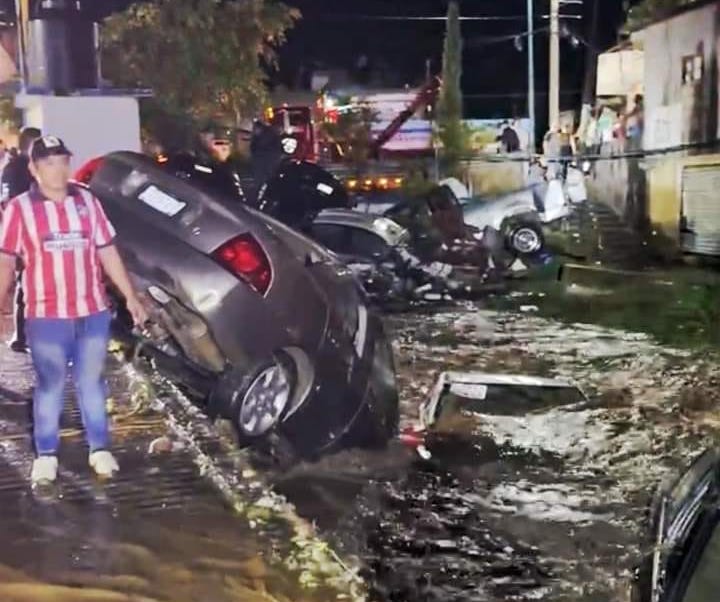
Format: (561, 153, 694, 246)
(681, 164, 720, 256)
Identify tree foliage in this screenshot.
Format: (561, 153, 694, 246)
(0, 95, 21, 130)
(435, 1, 470, 177)
(101, 0, 299, 146)
(318, 99, 378, 172)
(624, 0, 700, 31)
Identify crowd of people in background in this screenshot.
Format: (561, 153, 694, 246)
(492, 93, 644, 169)
(576, 94, 645, 156)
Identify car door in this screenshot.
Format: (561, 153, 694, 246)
(637, 448, 720, 602)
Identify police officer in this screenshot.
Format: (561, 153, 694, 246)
(164, 122, 245, 202)
(248, 119, 285, 206)
(1, 126, 42, 353)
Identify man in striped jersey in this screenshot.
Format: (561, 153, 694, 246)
(0, 136, 148, 486)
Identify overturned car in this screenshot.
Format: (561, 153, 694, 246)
(83, 152, 399, 461)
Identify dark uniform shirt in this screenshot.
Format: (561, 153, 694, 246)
(163, 150, 245, 203)
(1, 155, 33, 203)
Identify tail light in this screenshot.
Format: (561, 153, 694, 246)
(399, 426, 426, 448)
(212, 234, 272, 295)
(73, 156, 104, 185)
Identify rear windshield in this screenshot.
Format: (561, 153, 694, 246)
(437, 384, 587, 421)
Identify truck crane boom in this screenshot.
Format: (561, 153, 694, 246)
(368, 75, 442, 159)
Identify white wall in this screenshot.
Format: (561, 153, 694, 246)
(596, 50, 644, 97)
(15, 94, 141, 169)
(641, 4, 719, 148)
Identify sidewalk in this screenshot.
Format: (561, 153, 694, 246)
(0, 313, 352, 602)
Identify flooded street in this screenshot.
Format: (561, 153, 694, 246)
(1, 302, 719, 601)
(0, 318, 361, 602)
(273, 304, 720, 601)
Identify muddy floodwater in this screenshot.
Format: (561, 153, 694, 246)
(274, 305, 720, 601)
(0, 326, 348, 602)
(1, 304, 719, 601)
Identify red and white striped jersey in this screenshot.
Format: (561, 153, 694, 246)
(0, 184, 116, 319)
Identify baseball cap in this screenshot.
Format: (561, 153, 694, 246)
(30, 136, 73, 162)
(200, 121, 233, 142)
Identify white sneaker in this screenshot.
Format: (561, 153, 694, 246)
(89, 450, 119, 479)
(31, 456, 58, 486)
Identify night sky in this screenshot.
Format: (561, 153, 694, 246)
(274, 0, 631, 121)
(93, 1, 632, 122)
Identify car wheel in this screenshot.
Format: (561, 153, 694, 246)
(508, 223, 544, 256)
(234, 358, 295, 439)
(349, 330, 399, 448)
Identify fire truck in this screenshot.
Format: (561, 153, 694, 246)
(264, 76, 442, 190)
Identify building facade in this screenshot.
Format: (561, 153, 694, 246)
(636, 1, 720, 256)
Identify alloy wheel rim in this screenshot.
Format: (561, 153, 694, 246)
(239, 365, 291, 436)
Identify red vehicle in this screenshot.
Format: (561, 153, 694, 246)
(264, 105, 318, 162)
(265, 76, 442, 167)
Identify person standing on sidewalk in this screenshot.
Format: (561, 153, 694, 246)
(1, 126, 42, 353)
(0, 136, 148, 486)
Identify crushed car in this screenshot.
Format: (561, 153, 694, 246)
(356, 184, 544, 273)
(309, 209, 485, 305)
(434, 179, 552, 266)
(79, 151, 399, 462)
(400, 371, 588, 461)
(441, 159, 588, 257)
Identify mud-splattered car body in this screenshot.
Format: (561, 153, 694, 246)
(85, 151, 399, 459)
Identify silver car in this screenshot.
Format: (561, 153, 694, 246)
(84, 152, 399, 461)
(310, 209, 458, 302)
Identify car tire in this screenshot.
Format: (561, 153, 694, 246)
(506, 221, 545, 257)
(228, 355, 297, 441)
(347, 329, 399, 448)
(349, 392, 399, 449)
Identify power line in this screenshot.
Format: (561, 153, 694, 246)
(464, 89, 581, 98)
(319, 15, 528, 22)
(465, 26, 552, 48)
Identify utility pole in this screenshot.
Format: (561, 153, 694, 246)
(549, 0, 560, 127)
(527, 0, 535, 152)
(14, 0, 28, 92)
(582, 0, 599, 105)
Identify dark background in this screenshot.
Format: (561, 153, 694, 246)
(13, 0, 638, 123)
(272, 0, 632, 121)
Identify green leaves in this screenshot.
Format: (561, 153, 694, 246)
(319, 98, 378, 171)
(101, 0, 299, 145)
(624, 0, 700, 32)
(436, 1, 471, 178)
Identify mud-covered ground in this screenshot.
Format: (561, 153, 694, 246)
(273, 304, 720, 602)
(1, 303, 719, 602)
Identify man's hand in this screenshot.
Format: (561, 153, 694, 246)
(98, 245, 148, 326)
(0, 253, 16, 314)
(126, 294, 149, 328)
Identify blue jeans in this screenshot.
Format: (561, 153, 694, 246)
(26, 311, 112, 456)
